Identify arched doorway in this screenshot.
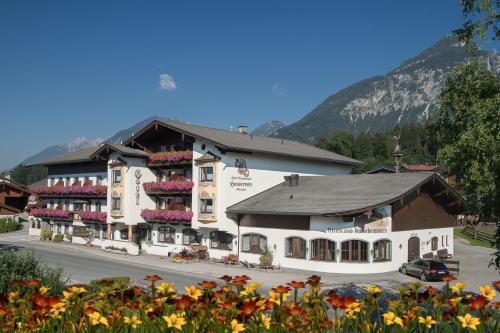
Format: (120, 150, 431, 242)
(408, 237, 420, 261)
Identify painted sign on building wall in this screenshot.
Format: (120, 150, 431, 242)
(230, 158, 252, 191)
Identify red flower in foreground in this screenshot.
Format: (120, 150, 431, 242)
(175, 295, 194, 310)
(469, 295, 489, 312)
(272, 285, 292, 294)
(24, 279, 41, 287)
(306, 275, 321, 285)
(327, 292, 357, 310)
(231, 275, 251, 287)
(240, 301, 258, 317)
(441, 275, 456, 282)
(0, 306, 11, 317)
(144, 275, 161, 282)
(490, 302, 500, 309)
(219, 275, 232, 283)
(493, 280, 500, 291)
(199, 281, 217, 289)
(287, 281, 306, 289)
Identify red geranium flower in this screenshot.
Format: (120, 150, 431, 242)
(287, 281, 306, 289)
(175, 295, 194, 310)
(144, 275, 161, 282)
(469, 295, 489, 312)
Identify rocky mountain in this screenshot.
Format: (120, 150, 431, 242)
(251, 120, 286, 136)
(276, 36, 500, 143)
(22, 137, 104, 166)
(105, 115, 161, 144)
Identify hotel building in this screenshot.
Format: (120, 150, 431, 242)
(29, 119, 464, 273)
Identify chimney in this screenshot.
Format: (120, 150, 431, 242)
(284, 174, 299, 186)
(238, 125, 248, 134)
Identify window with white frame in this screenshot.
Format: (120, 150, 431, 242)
(199, 198, 214, 214)
(199, 166, 214, 182)
(112, 169, 122, 184)
(112, 197, 121, 211)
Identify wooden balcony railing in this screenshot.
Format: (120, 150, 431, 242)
(147, 150, 193, 167)
(31, 185, 107, 198)
(31, 208, 73, 220)
(143, 180, 193, 195)
(140, 209, 193, 223)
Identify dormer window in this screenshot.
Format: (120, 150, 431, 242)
(200, 166, 214, 182)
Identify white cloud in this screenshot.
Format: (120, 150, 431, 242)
(272, 83, 286, 96)
(159, 73, 177, 91)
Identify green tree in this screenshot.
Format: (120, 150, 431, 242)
(9, 164, 47, 186)
(327, 130, 355, 158)
(431, 61, 499, 220)
(455, 0, 499, 46)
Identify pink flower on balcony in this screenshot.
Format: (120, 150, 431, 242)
(140, 209, 193, 222)
(31, 185, 107, 196)
(143, 181, 194, 193)
(80, 211, 107, 223)
(31, 208, 71, 219)
(148, 150, 193, 164)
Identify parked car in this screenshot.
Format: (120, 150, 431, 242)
(400, 259, 450, 281)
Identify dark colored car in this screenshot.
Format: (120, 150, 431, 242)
(400, 259, 450, 281)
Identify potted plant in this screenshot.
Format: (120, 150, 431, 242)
(80, 229, 94, 246)
(259, 246, 274, 268)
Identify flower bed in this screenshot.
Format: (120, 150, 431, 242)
(31, 208, 72, 219)
(79, 211, 107, 223)
(0, 275, 499, 332)
(148, 150, 193, 165)
(143, 181, 194, 193)
(140, 209, 193, 222)
(31, 185, 107, 197)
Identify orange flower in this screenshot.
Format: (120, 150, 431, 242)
(219, 275, 232, 282)
(144, 275, 161, 282)
(490, 301, 500, 309)
(306, 275, 321, 285)
(175, 295, 194, 310)
(493, 280, 500, 291)
(469, 295, 489, 312)
(231, 275, 251, 287)
(25, 279, 41, 287)
(240, 301, 258, 317)
(285, 303, 305, 316)
(199, 281, 217, 289)
(425, 286, 441, 297)
(287, 281, 306, 289)
(272, 285, 292, 294)
(0, 306, 11, 317)
(327, 293, 344, 310)
(441, 275, 456, 282)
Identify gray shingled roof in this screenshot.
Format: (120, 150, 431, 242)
(226, 173, 462, 216)
(90, 144, 150, 159)
(128, 119, 360, 165)
(27, 147, 101, 166)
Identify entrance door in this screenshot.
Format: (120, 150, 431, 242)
(408, 237, 420, 262)
(135, 225, 152, 249)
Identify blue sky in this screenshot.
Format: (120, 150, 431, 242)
(0, 1, 496, 170)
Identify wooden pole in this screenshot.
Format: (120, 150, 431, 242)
(107, 223, 112, 240)
(128, 225, 133, 243)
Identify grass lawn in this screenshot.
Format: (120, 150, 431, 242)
(454, 227, 495, 248)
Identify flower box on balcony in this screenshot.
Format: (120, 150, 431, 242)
(31, 185, 107, 197)
(79, 211, 107, 223)
(147, 150, 193, 167)
(143, 181, 194, 194)
(31, 208, 73, 220)
(140, 209, 193, 223)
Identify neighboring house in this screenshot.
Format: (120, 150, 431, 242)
(28, 119, 465, 274)
(0, 175, 31, 215)
(227, 173, 464, 274)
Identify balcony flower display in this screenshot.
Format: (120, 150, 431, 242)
(79, 211, 107, 223)
(140, 209, 193, 222)
(31, 208, 72, 219)
(31, 185, 107, 197)
(143, 181, 194, 193)
(148, 150, 193, 164)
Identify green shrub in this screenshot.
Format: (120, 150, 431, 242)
(0, 250, 68, 295)
(53, 234, 64, 242)
(40, 228, 53, 241)
(0, 218, 22, 233)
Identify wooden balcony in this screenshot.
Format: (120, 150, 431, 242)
(140, 209, 193, 224)
(143, 180, 193, 196)
(146, 151, 193, 168)
(31, 185, 107, 198)
(31, 208, 74, 221)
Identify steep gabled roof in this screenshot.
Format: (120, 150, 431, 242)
(126, 119, 361, 166)
(226, 173, 465, 216)
(90, 144, 150, 160)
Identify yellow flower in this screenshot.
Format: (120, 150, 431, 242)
(39, 287, 50, 295)
(457, 313, 480, 331)
(230, 319, 245, 333)
(49, 301, 66, 318)
(184, 285, 202, 300)
(451, 282, 468, 293)
(162, 313, 186, 330)
(88, 312, 109, 327)
(63, 286, 86, 299)
(260, 314, 271, 329)
(268, 290, 289, 305)
(156, 282, 176, 294)
(366, 286, 382, 294)
(240, 282, 261, 296)
(383, 312, 403, 327)
(345, 302, 361, 319)
(124, 315, 142, 329)
(479, 285, 496, 301)
(418, 316, 436, 328)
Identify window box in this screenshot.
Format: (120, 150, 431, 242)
(147, 151, 193, 167)
(140, 209, 193, 223)
(143, 181, 193, 194)
(31, 185, 107, 197)
(80, 211, 107, 223)
(31, 208, 73, 220)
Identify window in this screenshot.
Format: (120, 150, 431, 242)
(199, 198, 213, 214)
(431, 237, 438, 251)
(286, 237, 306, 258)
(310, 239, 336, 261)
(96, 176, 102, 185)
(446, 235, 449, 246)
(442, 236, 445, 247)
(373, 239, 391, 262)
(158, 226, 176, 244)
(95, 201, 101, 213)
(241, 234, 267, 253)
(200, 166, 214, 182)
(341, 240, 368, 262)
(210, 231, 233, 250)
(160, 145, 168, 152)
(72, 226, 89, 237)
(120, 228, 129, 240)
(182, 228, 201, 245)
(112, 197, 121, 211)
(112, 169, 122, 184)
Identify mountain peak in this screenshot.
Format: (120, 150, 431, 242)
(251, 120, 286, 137)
